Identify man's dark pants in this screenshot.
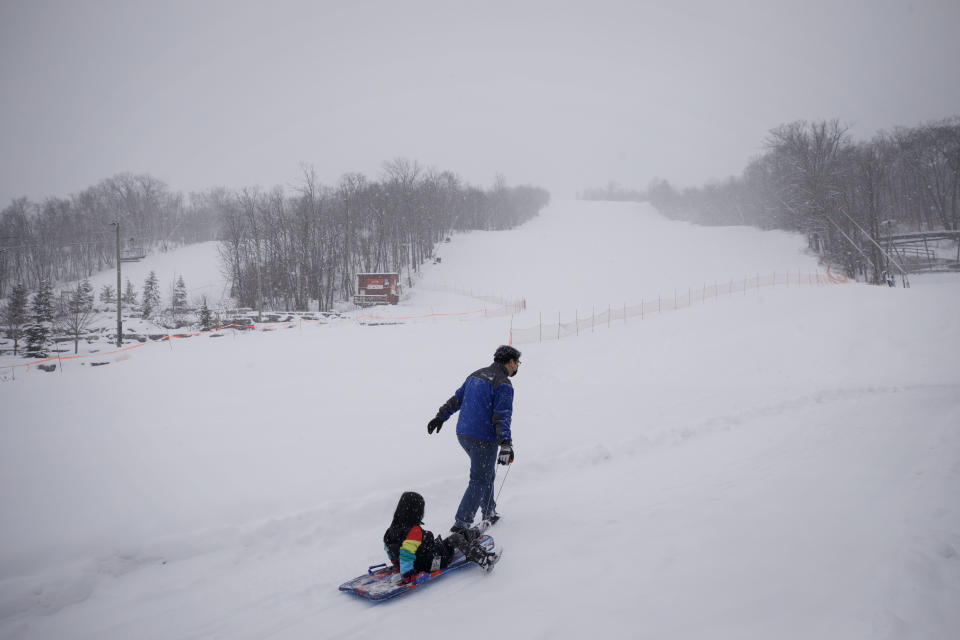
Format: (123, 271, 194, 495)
(454, 434, 498, 528)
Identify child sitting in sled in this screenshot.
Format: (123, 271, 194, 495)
(383, 491, 498, 582)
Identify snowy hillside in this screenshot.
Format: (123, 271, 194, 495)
(83, 241, 229, 309)
(0, 241, 232, 366)
(1, 201, 958, 639)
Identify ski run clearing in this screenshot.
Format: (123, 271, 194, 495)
(1, 200, 958, 640)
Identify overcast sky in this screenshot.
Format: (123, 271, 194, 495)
(1, 0, 958, 204)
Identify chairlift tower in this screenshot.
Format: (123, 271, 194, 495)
(111, 222, 122, 346)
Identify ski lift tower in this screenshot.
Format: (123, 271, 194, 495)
(110, 222, 122, 346)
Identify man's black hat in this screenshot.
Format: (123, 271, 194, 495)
(493, 345, 521, 364)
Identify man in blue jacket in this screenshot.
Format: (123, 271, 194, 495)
(428, 345, 520, 532)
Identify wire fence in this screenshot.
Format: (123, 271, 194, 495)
(509, 269, 844, 345)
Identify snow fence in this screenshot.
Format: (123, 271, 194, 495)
(508, 269, 845, 345)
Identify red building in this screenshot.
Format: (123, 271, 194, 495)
(353, 273, 401, 306)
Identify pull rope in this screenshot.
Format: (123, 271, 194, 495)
(495, 463, 512, 503)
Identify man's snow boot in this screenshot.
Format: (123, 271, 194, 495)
(465, 527, 481, 544)
(467, 543, 501, 572)
(450, 524, 480, 544)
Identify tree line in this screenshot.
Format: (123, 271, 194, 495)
(1, 158, 550, 357)
(215, 160, 550, 312)
(0, 173, 219, 299)
(0, 163, 547, 312)
(645, 117, 960, 282)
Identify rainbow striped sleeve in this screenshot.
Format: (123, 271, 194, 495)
(398, 526, 423, 575)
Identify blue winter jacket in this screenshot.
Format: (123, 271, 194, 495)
(437, 362, 514, 445)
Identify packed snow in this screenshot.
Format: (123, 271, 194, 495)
(1, 200, 958, 639)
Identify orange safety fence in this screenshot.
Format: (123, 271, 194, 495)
(825, 262, 849, 283)
(6, 270, 838, 372)
(509, 269, 844, 345)
(0, 322, 275, 373)
(0, 303, 507, 376)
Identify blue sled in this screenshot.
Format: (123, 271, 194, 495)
(339, 534, 495, 602)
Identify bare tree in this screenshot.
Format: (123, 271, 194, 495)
(216, 162, 549, 311)
(59, 281, 94, 354)
(645, 117, 960, 278)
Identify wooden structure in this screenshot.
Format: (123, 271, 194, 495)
(353, 273, 400, 306)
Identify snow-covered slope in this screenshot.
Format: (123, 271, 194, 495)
(0, 241, 231, 362)
(1, 201, 958, 639)
(83, 241, 229, 308)
(418, 200, 818, 312)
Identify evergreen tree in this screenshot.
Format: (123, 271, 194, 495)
(2, 283, 30, 355)
(142, 271, 160, 319)
(78, 279, 94, 311)
(171, 275, 188, 325)
(99, 284, 116, 305)
(122, 279, 138, 306)
(24, 280, 54, 357)
(197, 296, 214, 331)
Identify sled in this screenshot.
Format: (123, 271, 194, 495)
(338, 534, 496, 602)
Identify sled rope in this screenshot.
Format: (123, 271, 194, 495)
(495, 464, 512, 503)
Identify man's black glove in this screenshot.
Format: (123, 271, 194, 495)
(497, 442, 514, 465)
(427, 416, 444, 434)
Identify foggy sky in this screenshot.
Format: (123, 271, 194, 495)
(1, 0, 958, 205)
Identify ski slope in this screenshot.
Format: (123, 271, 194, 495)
(1, 201, 958, 639)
